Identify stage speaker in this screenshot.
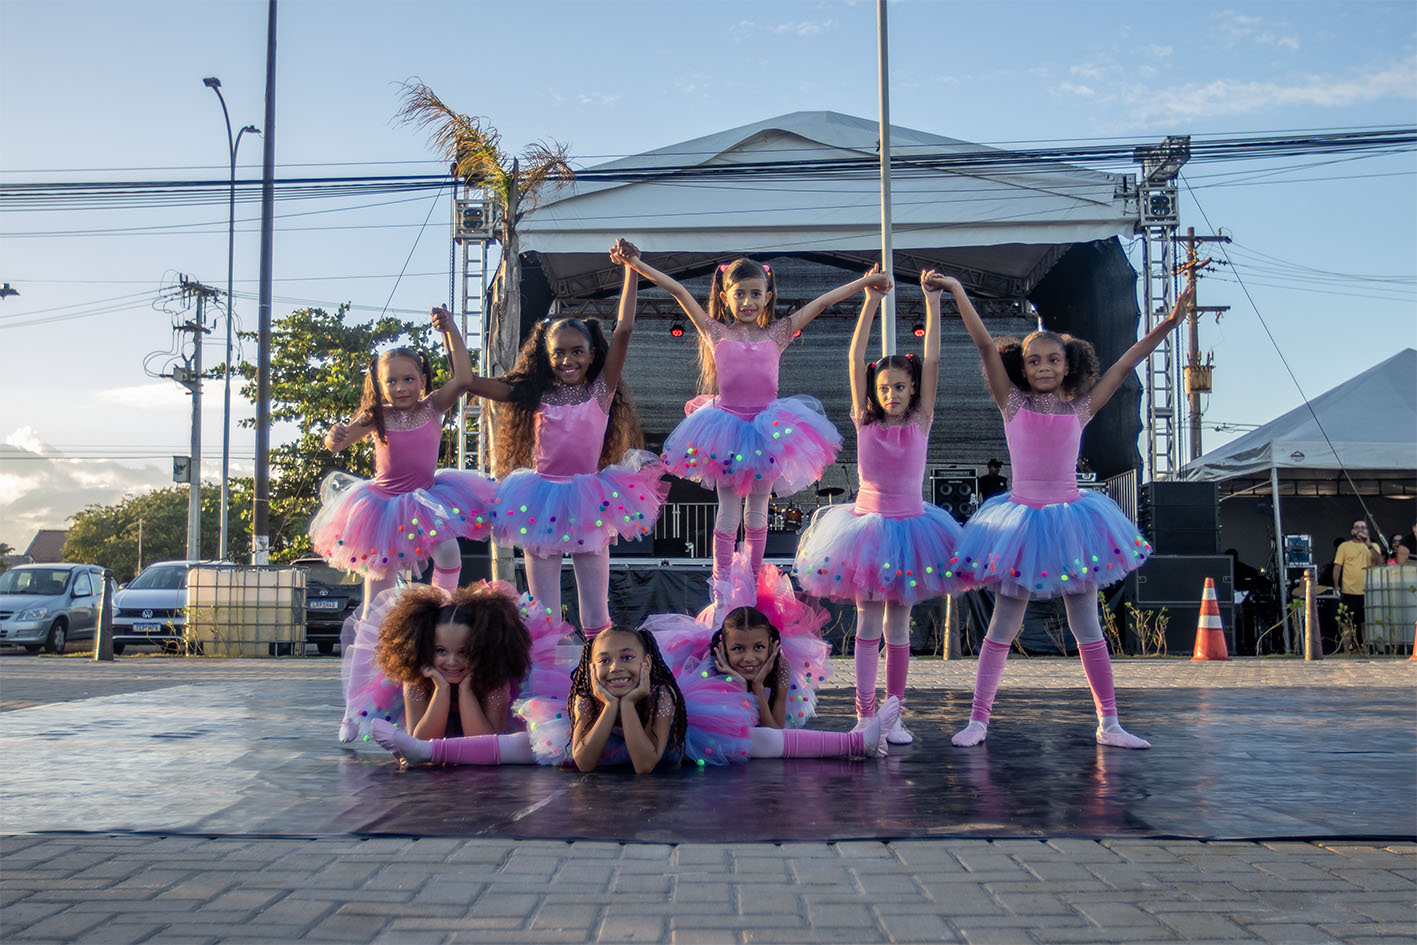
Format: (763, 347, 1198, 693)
(1138, 481, 1218, 554)
(1124, 554, 1235, 654)
(765, 531, 798, 557)
(457, 538, 492, 584)
(609, 534, 655, 557)
(929, 470, 976, 521)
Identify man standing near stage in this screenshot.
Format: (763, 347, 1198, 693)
(977, 459, 1008, 501)
(1333, 520, 1383, 648)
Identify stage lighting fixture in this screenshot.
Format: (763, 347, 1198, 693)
(912, 321, 925, 337)
(669, 319, 685, 338)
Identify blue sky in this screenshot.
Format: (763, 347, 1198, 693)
(1, 0, 1414, 551)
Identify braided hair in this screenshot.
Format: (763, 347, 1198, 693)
(567, 626, 688, 765)
(712, 605, 787, 704)
(992, 329, 1100, 398)
(862, 353, 923, 424)
(356, 347, 434, 445)
(375, 584, 532, 702)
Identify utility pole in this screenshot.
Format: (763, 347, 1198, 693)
(175, 276, 220, 560)
(1178, 227, 1230, 462)
(253, 0, 278, 565)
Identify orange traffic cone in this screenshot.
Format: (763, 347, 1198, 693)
(1191, 577, 1230, 661)
(1409, 621, 1416, 660)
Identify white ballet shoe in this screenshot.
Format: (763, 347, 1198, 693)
(371, 719, 433, 765)
(850, 715, 873, 734)
(337, 719, 359, 743)
(872, 697, 902, 758)
(885, 716, 914, 745)
(951, 720, 988, 747)
(1096, 718, 1151, 750)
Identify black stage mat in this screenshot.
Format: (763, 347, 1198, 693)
(1, 684, 1412, 842)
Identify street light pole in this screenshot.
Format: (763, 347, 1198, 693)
(204, 76, 260, 561)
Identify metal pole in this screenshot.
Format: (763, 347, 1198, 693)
(252, 0, 278, 565)
(1271, 463, 1290, 653)
(93, 569, 114, 662)
(876, 0, 896, 354)
(187, 292, 203, 560)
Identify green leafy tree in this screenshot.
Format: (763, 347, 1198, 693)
(0, 541, 14, 574)
(62, 484, 252, 581)
(235, 304, 473, 564)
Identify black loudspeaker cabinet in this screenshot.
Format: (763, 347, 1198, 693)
(930, 472, 976, 521)
(1138, 481, 1219, 555)
(1124, 554, 1235, 654)
(457, 538, 492, 584)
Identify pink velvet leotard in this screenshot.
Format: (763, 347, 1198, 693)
(854, 416, 928, 519)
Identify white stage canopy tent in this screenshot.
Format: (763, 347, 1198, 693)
(1179, 348, 1417, 485)
(516, 111, 1138, 300)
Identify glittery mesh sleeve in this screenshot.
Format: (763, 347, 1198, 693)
(1003, 385, 1027, 422)
(591, 372, 614, 414)
(769, 316, 795, 350)
(1073, 391, 1095, 427)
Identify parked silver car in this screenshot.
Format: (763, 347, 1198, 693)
(111, 560, 236, 654)
(0, 564, 107, 653)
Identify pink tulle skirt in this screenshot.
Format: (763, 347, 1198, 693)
(490, 450, 668, 556)
(794, 503, 965, 604)
(952, 491, 1153, 599)
(661, 395, 841, 497)
(310, 469, 497, 579)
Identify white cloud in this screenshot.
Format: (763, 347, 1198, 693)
(1070, 62, 1106, 81)
(1214, 10, 1300, 51)
(93, 382, 192, 412)
(1128, 54, 1417, 123)
(1053, 81, 1097, 98)
(0, 430, 171, 550)
(577, 92, 622, 107)
(769, 19, 834, 37)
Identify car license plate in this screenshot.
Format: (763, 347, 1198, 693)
(135, 622, 162, 632)
(309, 599, 342, 611)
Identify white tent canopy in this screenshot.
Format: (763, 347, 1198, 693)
(517, 110, 1136, 300)
(1179, 348, 1417, 482)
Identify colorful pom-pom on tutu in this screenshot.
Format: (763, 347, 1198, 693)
(310, 469, 497, 579)
(338, 588, 409, 744)
(952, 491, 1152, 599)
(661, 395, 841, 497)
(794, 503, 964, 605)
(491, 450, 668, 556)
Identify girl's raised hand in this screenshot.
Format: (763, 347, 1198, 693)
(623, 660, 652, 706)
(713, 641, 748, 687)
(609, 238, 639, 266)
(590, 671, 619, 708)
(863, 266, 893, 296)
(430, 305, 454, 334)
(1163, 280, 1197, 330)
(421, 664, 450, 690)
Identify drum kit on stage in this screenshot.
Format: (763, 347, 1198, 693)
(769, 484, 848, 532)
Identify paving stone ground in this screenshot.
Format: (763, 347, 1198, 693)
(1, 653, 1413, 944)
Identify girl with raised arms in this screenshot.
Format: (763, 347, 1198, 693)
(946, 275, 1196, 749)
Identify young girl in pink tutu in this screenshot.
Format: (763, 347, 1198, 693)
(794, 269, 965, 746)
(464, 241, 667, 640)
(346, 580, 565, 750)
(311, 306, 497, 612)
(621, 246, 891, 586)
(947, 276, 1196, 750)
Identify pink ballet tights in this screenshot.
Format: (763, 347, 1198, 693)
(781, 728, 864, 758)
(854, 638, 878, 717)
(1076, 639, 1117, 717)
(712, 529, 736, 579)
(744, 526, 768, 576)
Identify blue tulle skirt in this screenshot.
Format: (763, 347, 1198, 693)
(310, 469, 497, 579)
(661, 396, 841, 497)
(490, 450, 669, 556)
(794, 503, 965, 604)
(952, 491, 1152, 599)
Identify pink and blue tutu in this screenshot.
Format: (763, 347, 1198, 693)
(662, 395, 841, 497)
(794, 503, 965, 605)
(311, 469, 496, 579)
(952, 491, 1152, 599)
(490, 449, 669, 556)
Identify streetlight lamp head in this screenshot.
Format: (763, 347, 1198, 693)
(203, 76, 221, 89)
(243, 125, 261, 136)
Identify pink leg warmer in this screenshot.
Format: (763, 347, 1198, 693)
(430, 565, 461, 594)
(854, 638, 879, 717)
(1076, 639, 1117, 718)
(431, 734, 501, 765)
(781, 728, 864, 758)
(744, 525, 768, 576)
(712, 529, 737, 579)
(885, 643, 910, 704)
(970, 638, 1013, 724)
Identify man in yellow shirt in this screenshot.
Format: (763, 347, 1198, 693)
(1333, 520, 1383, 647)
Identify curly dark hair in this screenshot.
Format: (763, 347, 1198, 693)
(712, 605, 786, 706)
(491, 317, 645, 477)
(992, 329, 1100, 398)
(862, 353, 923, 424)
(567, 626, 687, 765)
(375, 584, 532, 702)
(355, 347, 434, 445)
(697, 258, 778, 395)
